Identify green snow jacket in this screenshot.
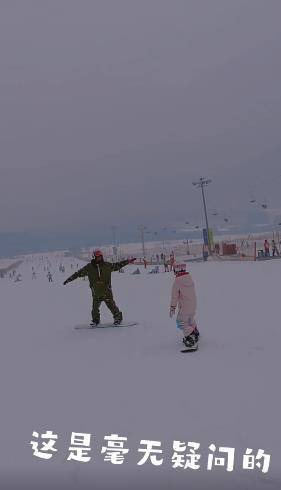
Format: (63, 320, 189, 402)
(64, 259, 129, 297)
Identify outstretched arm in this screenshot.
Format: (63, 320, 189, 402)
(63, 265, 89, 285)
(111, 258, 136, 272)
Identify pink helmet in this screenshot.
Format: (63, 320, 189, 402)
(174, 263, 186, 274)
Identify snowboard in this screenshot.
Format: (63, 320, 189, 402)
(181, 346, 198, 353)
(75, 322, 138, 330)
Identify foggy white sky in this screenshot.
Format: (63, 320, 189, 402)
(1, 0, 281, 239)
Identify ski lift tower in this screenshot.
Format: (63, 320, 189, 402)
(111, 226, 118, 260)
(192, 177, 212, 254)
(138, 225, 147, 258)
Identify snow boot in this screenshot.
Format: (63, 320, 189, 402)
(183, 333, 198, 351)
(113, 312, 123, 326)
(193, 326, 200, 342)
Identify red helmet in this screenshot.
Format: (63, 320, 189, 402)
(92, 249, 103, 258)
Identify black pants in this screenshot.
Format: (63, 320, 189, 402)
(91, 292, 122, 323)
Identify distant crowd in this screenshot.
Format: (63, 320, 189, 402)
(263, 239, 280, 257)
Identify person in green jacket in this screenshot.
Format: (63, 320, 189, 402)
(63, 250, 136, 326)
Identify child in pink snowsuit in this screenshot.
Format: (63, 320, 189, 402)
(169, 263, 199, 349)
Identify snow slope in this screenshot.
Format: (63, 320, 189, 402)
(0, 256, 280, 489)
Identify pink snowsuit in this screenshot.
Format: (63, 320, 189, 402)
(170, 272, 197, 337)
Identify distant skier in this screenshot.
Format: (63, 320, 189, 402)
(149, 265, 159, 274)
(169, 252, 175, 271)
(264, 240, 270, 257)
(63, 249, 136, 326)
(47, 271, 53, 282)
(271, 239, 279, 257)
(169, 263, 199, 351)
(132, 268, 141, 275)
(214, 243, 220, 255)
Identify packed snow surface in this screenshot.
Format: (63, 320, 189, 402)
(0, 255, 280, 489)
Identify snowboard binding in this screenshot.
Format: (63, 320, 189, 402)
(113, 319, 122, 326)
(90, 321, 100, 328)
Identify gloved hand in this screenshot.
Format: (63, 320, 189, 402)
(169, 306, 176, 318)
(128, 257, 137, 263)
(63, 279, 69, 285)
